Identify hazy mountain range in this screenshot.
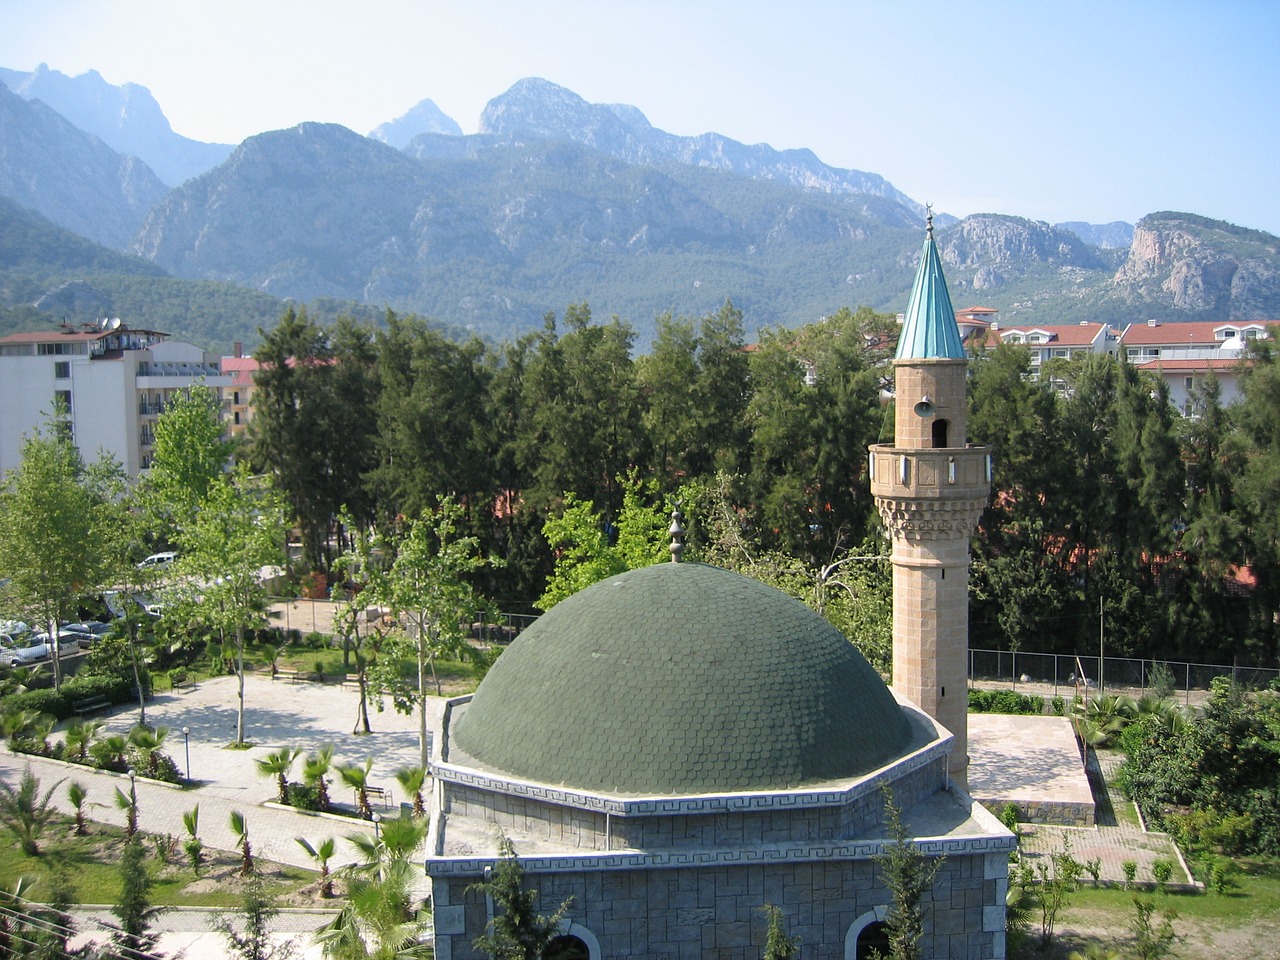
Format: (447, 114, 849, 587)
(1, 64, 1277, 351)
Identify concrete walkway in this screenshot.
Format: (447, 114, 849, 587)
(0, 674, 447, 957)
(1015, 750, 1197, 890)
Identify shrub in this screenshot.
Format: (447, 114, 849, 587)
(1151, 857, 1175, 893)
(303, 631, 328, 650)
(999, 802, 1021, 832)
(284, 782, 325, 811)
(1122, 859, 1138, 890)
(968, 689, 1044, 715)
(1051, 695, 1066, 716)
(61, 673, 138, 705)
(1, 688, 70, 720)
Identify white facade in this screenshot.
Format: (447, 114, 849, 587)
(0, 322, 231, 478)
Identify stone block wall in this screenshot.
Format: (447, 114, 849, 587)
(432, 851, 1005, 960)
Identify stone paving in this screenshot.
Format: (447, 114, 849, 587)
(1010, 749, 1196, 891)
(0, 673, 446, 957)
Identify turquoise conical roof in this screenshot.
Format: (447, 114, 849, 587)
(895, 214, 966, 360)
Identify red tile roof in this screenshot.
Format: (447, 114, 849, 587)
(1119, 320, 1279, 345)
(984, 323, 1113, 348)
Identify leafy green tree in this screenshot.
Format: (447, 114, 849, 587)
(537, 476, 672, 610)
(1233, 340, 1280, 657)
(172, 467, 287, 745)
(302, 744, 336, 812)
(371, 313, 491, 520)
(250, 308, 379, 573)
(184, 805, 205, 875)
(231, 809, 255, 876)
(136, 383, 232, 534)
(68, 780, 89, 836)
(637, 312, 702, 480)
(0, 412, 118, 691)
(469, 835, 573, 960)
(0, 766, 63, 855)
(515, 304, 643, 517)
(384, 497, 498, 763)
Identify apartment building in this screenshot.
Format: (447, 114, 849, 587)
(982, 319, 1119, 373)
(1119, 319, 1279, 413)
(0, 320, 231, 478)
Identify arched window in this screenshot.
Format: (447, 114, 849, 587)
(544, 935, 590, 960)
(845, 908, 890, 960)
(931, 418, 949, 448)
(855, 921, 890, 960)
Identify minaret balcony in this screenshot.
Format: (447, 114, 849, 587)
(868, 443, 990, 500)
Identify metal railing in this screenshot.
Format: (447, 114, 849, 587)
(969, 647, 1279, 706)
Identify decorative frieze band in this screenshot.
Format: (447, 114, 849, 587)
(427, 830, 1017, 877)
(874, 496, 987, 541)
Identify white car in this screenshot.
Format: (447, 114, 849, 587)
(8, 630, 81, 667)
(137, 551, 177, 570)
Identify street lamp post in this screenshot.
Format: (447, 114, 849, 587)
(372, 812, 382, 843)
(182, 726, 191, 782)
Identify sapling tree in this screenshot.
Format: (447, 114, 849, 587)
(469, 834, 573, 960)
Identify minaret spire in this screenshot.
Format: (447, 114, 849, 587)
(869, 211, 990, 788)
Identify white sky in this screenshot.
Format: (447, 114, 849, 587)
(1, 0, 1277, 234)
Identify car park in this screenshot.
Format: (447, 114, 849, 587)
(8, 629, 86, 667)
(62, 620, 114, 648)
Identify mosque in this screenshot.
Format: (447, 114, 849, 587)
(426, 216, 1014, 960)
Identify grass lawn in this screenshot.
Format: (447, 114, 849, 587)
(0, 814, 318, 908)
(1020, 861, 1280, 959)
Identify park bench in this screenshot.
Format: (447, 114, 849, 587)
(273, 670, 313, 683)
(71, 695, 110, 716)
(363, 784, 393, 809)
(341, 673, 362, 688)
(170, 671, 192, 692)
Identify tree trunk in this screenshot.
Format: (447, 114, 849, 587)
(236, 623, 247, 745)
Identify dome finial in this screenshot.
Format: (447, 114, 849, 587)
(926, 203, 934, 238)
(669, 505, 685, 563)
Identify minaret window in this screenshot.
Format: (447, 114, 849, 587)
(932, 419, 949, 448)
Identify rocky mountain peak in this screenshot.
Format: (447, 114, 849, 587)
(368, 98, 462, 149)
(1113, 212, 1280, 315)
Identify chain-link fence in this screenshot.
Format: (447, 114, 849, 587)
(969, 647, 1279, 707)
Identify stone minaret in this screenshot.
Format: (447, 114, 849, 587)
(869, 211, 990, 788)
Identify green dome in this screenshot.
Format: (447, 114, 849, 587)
(452, 562, 913, 795)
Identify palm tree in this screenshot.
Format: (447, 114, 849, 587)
(302, 744, 335, 811)
(67, 781, 89, 836)
(256, 745, 301, 804)
(0, 707, 41, 746)
(336, 758, 375, 820)
(114, 773, 140, 838)
(128, 723, 170, 778)
(315, 858, 429, 959)
(394, 765, 428, 818)
(183, 805, 205, 876)
(0, 766, 64, 855)
(296, 836, 338, 898)
(96, 733, 128, 772)
(346, 817, 429, 880)
(230, 810, 255, 876)
(64, 717, 104, 762)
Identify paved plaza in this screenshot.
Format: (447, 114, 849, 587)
(0, 673, 445, 957)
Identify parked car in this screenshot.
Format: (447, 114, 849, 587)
(0, 620, 31, 648)
(62, 620, 114, 648)
(137, 551, 177, 570)
(8, 629, 85, 667)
